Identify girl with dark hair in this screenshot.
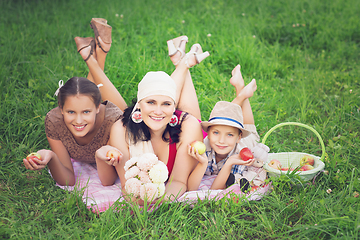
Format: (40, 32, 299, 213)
(23, 18, 127, 186)
(91, 37, 210, 202)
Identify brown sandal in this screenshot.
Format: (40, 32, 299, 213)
(92, 18, 107, 24)
(90, 18, 112, 53)
(74, 37, 95, 61)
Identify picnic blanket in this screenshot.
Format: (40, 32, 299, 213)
(54, 159, 271, 213)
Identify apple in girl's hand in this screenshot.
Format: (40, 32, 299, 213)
(26, 152, 41, 165)
(268, 159, 282, 170)
(106, 149, 121, 160)
(300, 155, 315, 166)
(190, 141, 206, 155)
(300, 165, 314, 171)
(239, 147, 254, 161)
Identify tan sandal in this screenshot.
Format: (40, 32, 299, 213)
(90, 18, 112, 53)
(74, 37, 95, 61)
(167, 35, 188, 65)
(184, 43, 210, 68)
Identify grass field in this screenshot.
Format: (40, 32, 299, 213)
(1, 0, 359, 239)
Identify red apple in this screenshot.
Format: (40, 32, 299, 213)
(268, 159, 282, 170)
(300, 165, 314, 171)
(26, 152, 41, 165)
(106, 149, 121, 161)
(190, 141, 206, 155)
(300, 155, 315, 166)
(239, 147, 254, 161)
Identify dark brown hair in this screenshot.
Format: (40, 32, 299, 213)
(57, 77, 102, 109)
(121, 99, 183, 144)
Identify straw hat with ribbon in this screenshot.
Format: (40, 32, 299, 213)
(201, 101, 252, 138)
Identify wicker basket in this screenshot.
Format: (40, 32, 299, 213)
(262, 122, 326, 181)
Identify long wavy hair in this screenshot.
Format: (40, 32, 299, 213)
(121, 99, 185, 144)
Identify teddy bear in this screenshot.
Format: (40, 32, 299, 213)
(225, 143, 269, 191)
(234, 158, 267, 187)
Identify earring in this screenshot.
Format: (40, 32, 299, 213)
(169, 113, 179, 127)
(131, 110, 142, 123)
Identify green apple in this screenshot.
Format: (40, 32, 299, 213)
(300, 155, 315, 166)
(190, 141, 206, 155)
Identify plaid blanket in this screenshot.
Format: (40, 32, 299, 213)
(54, 159, 271, 213)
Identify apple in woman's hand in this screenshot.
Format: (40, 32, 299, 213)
(26, 152, 41, 165)
(106, 149, 121, 161)
(239, 147, 254, 161)
(190, 141, 206, 155)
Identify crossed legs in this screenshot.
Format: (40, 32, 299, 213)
(77, 36, 127, 112)
(167, 37, 210, 120)
(230, 64, 257, 125)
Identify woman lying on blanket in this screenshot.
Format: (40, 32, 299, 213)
(94, 37, 211, 203)
(22, 18, 128, 186)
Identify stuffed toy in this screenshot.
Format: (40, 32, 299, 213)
(226, 158, 267, 192)
(226, 143, 269, 191)
(235, 158, 267, 186)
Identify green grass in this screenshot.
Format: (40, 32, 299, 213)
(1, 0, 359, 238)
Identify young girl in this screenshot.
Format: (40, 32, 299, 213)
(186, 65, 268, 191)
(22, 18, 127, 186)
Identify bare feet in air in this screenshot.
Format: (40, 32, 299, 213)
(232, 77, 257, 106)
(240, 78, 257, 99)
(230, 64, 245, 95)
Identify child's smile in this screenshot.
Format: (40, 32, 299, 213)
(207, 125, 241, 161)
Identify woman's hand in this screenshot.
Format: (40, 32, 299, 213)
(95, 145, 123, 166)
(187, 144, 208, 165)
(23, 149, 54, 170)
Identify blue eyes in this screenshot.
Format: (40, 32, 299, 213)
(147, 101, 171, 106)
(212, 131, 234, 137)
(67, 110, 90, 114)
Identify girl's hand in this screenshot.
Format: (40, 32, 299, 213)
(227, 154, 255, 166)
(96, 145, 123, 166)
(187, 144, 208, 165)
(23, 149, 53, 170)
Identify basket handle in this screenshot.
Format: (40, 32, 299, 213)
(261, 122, 326, 162)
